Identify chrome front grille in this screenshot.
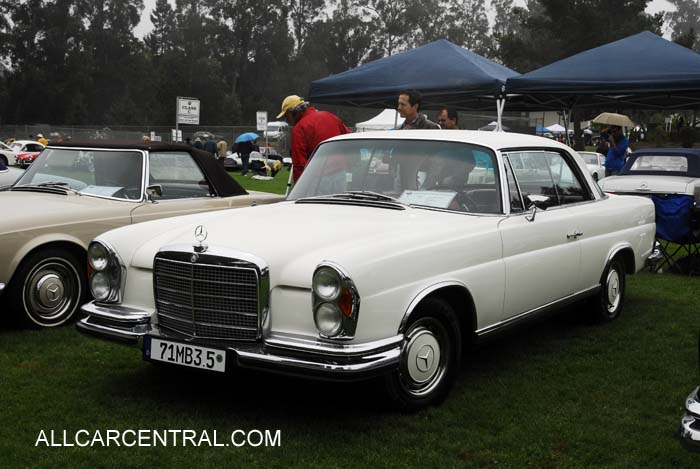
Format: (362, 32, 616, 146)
(153, 251, 264, 341)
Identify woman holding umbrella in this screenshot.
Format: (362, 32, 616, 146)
(235, 132, 259, 176)
(592, 113, 633, 177)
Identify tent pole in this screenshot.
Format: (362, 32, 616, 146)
(495, 99, 505, 132)
(562, 108, 572, 146)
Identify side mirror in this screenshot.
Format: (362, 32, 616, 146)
(523, 195, 550, 222)
(146, 184, 163, 202)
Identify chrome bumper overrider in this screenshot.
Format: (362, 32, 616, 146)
(680, 387, 700, 451)
(77, 301, 402, 380)
(0, 282, 5, 294)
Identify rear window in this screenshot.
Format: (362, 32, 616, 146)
(628, 155, 688, 173)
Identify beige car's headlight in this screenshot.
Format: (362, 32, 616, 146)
(311, 262, 360, 339)
(88, 240, 125, 303)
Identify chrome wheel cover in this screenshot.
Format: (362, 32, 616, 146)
(23, 258, 80, 325)
(605, 268, 621, 314)
(399, 318, 449, 398)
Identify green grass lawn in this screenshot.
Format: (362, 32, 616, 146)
(229, 167, 290, 195)
(1, 272, 699, 467)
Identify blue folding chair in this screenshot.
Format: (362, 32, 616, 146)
(651, 194, 700, 275)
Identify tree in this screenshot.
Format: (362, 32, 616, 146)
(665, 0, 700, 51)
(145, 0, 177, 58)
(444, 0, 492, 56)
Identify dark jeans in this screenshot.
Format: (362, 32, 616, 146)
(605, 169, 619, 177)
(241, 154, 250, 175)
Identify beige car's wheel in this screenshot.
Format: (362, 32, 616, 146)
(8, 248, 85, 328)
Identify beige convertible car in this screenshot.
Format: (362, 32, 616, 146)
(0, 141, 283, 327)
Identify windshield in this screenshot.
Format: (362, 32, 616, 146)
(289, 139, 501, 213)
(15, 148, 144, 200)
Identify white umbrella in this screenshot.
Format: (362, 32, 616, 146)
(591, 112, 635, 128)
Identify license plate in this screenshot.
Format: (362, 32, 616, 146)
(146, 338, 226, 372)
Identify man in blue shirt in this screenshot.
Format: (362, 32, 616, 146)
(604, 126, 629, 177)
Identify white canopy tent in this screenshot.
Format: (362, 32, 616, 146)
(546, 123, 567, 133)
(355, 109, 404, 131)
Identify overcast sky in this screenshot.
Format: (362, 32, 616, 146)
(135, 0, 676, 39)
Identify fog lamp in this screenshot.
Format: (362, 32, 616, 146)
(314, 302, 343, 337)
(90, 272, 111, 301)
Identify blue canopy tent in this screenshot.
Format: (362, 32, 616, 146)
(308, 40, 519, 130)
(506, 31, 700, 111)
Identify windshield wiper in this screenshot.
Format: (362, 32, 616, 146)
(295, 191, 409, 210)
(11, 181, 82, 196)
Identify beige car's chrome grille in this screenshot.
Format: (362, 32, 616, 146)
(154, 253, 261, 341)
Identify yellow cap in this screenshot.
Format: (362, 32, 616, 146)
(276, 95, 305, 119)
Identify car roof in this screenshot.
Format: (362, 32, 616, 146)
(326, 130, 573, 152)
(12, 140, 43, 145)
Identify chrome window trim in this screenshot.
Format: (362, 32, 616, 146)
(24, 146, 148, 203)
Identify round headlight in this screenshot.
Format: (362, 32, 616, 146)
(313, 267, 341, 301)
(90, 272, 111, 301)
(314, 302, 343, 337)
(88, 242, 109, 271)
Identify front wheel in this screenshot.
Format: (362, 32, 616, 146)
(589, 257, 626, 322)
(7, 248, 86, 327)
(384, 297, 461, 411)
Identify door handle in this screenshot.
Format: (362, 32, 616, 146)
(566, 230, 583, 239)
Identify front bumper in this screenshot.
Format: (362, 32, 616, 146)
(680, 387, 700, 451)
(77, 301, 402, 381)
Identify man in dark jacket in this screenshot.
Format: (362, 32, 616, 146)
(276, 95, 351, 182)
(398, 89, 440, 130)
(204, 136, 217, 158)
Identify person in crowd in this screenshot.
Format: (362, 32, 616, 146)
(276, 94, 351, 182)
(185, 137, 192, 146)
(193, 137, 203, 149)
(603, 126, 629, 177)
(237, 139, 254, 176)
(36, 133, 48, 146)
(438, 107, 459, 129)
(204, 135, 217, 157)
(217, 137, 228, 164)
(397, 89, 440, 130)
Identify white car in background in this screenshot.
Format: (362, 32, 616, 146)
(263, 121, 288, 139)
(9, 140, 46, 167)
(79, 130, 655, 410)
(578, 151, 606, 181)
(0, 141, 16, 166)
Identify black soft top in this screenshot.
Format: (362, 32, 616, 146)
(48, 141, 247, 197)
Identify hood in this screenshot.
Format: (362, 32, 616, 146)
(0, 191, 131, 235)
(599, 174, 700, 195)
(105, 201, 502, 290)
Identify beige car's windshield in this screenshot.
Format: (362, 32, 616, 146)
(15, 148, 144, 200)
(289, 139, 501, 214)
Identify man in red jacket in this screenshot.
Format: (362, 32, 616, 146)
(276, 95, 350, 182)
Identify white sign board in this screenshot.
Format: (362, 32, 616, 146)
(256, 111, 268, 131)
(171, 129, 183, 142)
(177, 97, 200, 125)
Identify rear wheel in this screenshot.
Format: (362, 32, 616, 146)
(7, 248, 86, 327)
(589, 257, 626, 322)
(384, 297, 461, 411)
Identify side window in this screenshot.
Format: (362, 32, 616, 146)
(148, 152, 212, 200)
(507, 150, 590, 208)
(503, 156, 524, 212)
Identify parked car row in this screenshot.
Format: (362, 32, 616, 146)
(15, 131, 700, 423)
